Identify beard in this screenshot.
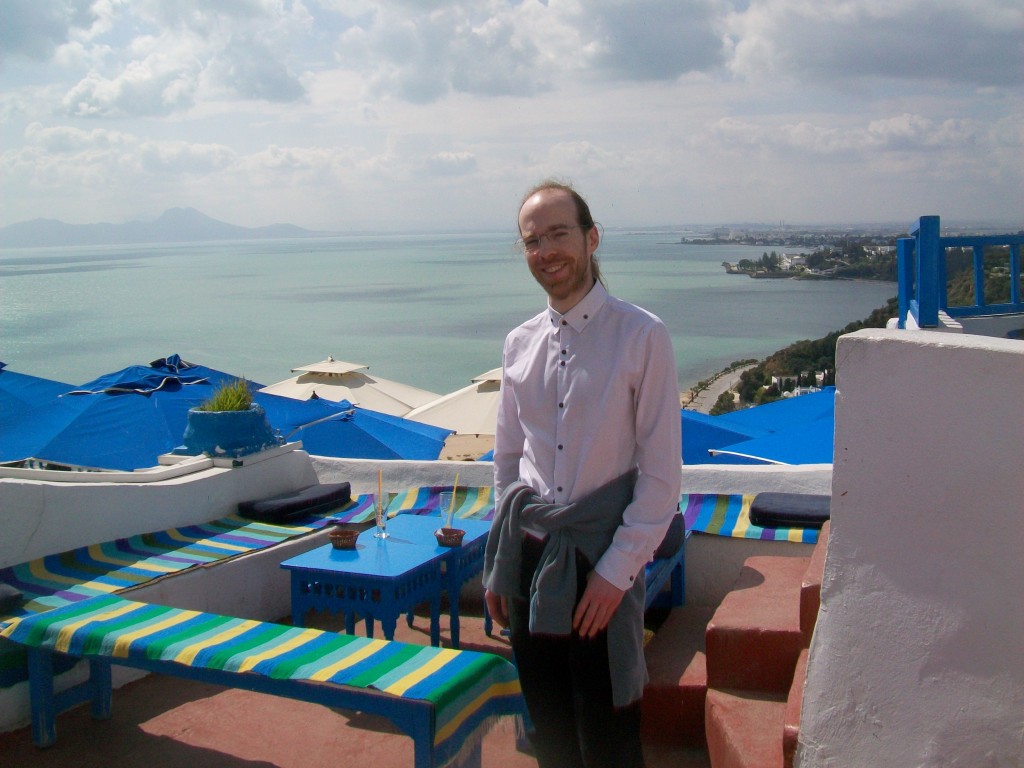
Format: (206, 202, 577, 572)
(530, 252, 593, 306)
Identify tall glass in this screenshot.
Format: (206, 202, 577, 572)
(374, 492, 392, 539)
(439, 491, 456, 529)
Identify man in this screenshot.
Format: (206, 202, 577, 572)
(483, 180, 682, 768)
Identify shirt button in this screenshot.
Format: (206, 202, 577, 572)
(557, 486, 563, 492)
(557, 444, 563, 450)
(561, 349, 567, 355)
(561, 320, 567, 326)
(559, 402, 564, 408)
(560, 361, 565, 367)
(583, 314, 589, 320)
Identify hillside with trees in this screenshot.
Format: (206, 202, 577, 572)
(711, 298, 898, 413)
(944, 245, 1018, 307)
(723, 235, 899, 280)
(711, 239, 1020, 414)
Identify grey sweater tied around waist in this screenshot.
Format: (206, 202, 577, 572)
(482, 470, 647, 707)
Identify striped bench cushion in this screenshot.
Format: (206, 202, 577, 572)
(681, 493, 820, 544)
(0, 486, 490, 688)
(333, 486, 496, 524)
(0, 594, 521, 759)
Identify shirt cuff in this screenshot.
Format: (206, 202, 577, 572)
(593, 544, 645, 592)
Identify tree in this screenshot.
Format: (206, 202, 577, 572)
(731, 297, 898, 407)
(710, 391, 737, 415)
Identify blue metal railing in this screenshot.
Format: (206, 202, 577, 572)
(897, 215, 1024, 328)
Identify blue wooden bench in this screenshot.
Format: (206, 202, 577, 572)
(644, 527, 689, 610)
(0, 594, 524, 768)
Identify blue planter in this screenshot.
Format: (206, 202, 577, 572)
(180, 404, 282, 458)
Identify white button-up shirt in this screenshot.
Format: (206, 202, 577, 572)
(493, 281, 682, 590)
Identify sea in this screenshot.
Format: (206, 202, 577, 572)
(0, 230, 897, 396)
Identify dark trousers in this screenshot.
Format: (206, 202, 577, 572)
(509, 536, 645, 768)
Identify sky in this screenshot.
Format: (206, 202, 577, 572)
(1, 0, 1021, 233)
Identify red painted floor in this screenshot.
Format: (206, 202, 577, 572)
(0, 611, 709, 767)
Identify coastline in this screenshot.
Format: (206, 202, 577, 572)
(0, 234, 899, 398)
(681, 363, 758, 414)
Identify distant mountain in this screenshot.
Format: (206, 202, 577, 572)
(0, 208, 327, 248)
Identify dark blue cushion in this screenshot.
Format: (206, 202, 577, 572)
(750, 492, 831, 529)
(0, 582, 24, 613)
(238, 482, 351, 523)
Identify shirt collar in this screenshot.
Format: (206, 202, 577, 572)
(546, 281, 608, 332)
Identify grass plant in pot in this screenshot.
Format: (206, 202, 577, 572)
(180, 379, 282, 458)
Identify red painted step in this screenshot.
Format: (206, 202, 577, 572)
(800, 521, 829, 647)
(642, 604, 715, 748)
(783, 647, 809, 768)
(705, 555, 809, 694)
(705, 687, 786, 768)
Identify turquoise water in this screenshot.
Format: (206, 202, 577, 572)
(0, 231, 896, 395)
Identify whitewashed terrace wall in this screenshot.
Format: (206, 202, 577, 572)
(0, 430, 831, 733)
(798, 329, 1024, 767)
(0, 449, 318, 569)
(310, 456, 834, 608)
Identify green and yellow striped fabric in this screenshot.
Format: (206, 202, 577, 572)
(681, 493, 820, 543)
(334, 486, 495, 524)
(0, 594, 521, 753)
(0, 486, 498, 690)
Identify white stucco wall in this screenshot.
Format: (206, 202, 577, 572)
(798, 329, 1024, 767)
(310, 455, 834, 608)
(0, 448, 318, 569)
(309, 455, 834, 498)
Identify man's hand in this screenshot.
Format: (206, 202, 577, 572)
(484, 589, 509, 629)
(572, 571, 626, 639)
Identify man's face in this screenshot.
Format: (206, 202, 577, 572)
(518, 189, 599, 312)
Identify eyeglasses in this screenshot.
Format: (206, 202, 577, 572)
(517, 225, 582, 255)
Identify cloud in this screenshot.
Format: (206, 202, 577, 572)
(11, 124, 232, 184)
(336, 3, 553, 103)
(581, 0, 729, 79)
(702, 112, 988, 158)
(421, 151, 477, 176)
(137, 140, 237, 175)
(61, 44, 204, 117)
(728, 0, 1024, 88)
(207, 36, 307, 102)
(332, 0, 731, 103)
(0, 0, 97, 64)
(0, 0, 1020, 230)
(45, 2, 308, 117)
(24, 122, 132, 153)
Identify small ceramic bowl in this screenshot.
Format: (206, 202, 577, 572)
(434, 527, 465, 547)
(329, 528, 359, 550)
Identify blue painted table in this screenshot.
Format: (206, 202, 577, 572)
(281, 515, 491, 648)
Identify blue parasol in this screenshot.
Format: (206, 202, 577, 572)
(0, 363, 74, 414)
(705, 388, 836, 465)
(286, 401, 452, 461)
(0, 355, 451, 469)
